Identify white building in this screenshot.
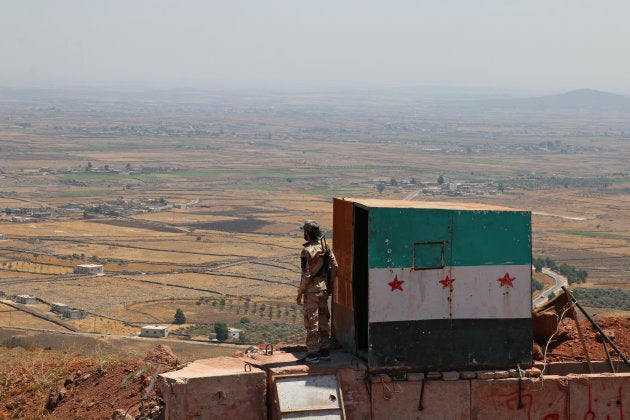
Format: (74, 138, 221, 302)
(74, 264, 104, 275)
(51, 303, 69, 314)
(140, 325, 169, 338)
(64, 309, 86, 319)
(15, 294, 37, 304)
(228, 327, 243, 340)
(0, 233, 6, 240)
(50, 303, 86, 319)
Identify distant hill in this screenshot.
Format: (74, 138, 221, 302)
(524, 89, 630, 110)
(477, 88, 630, 112)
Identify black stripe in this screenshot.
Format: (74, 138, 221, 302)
(368, 318, 532, 371)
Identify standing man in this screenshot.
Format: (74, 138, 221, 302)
(297, 220, 338, 364)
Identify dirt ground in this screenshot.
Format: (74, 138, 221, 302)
(543, 316, 630, 364)
(0, 344, 180, 420)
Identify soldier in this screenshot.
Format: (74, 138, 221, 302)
(296, 220, 338, 364)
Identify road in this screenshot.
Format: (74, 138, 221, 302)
(532, 267, 568, 309)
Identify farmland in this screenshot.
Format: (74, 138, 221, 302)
(1, 87, 629, 348)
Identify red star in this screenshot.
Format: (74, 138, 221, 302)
(498, 272, 516, 287)
(388, 275, 404, 292)
(439, 275, 455, 290)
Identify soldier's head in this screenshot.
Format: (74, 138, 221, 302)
(302, 220, 321, 241)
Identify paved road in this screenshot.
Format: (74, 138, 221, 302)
(533, 267, 568, 309)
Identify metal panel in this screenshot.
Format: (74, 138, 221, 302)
(275, 374, 345, 419)
(367, 208, 531, 268)
(369, 318, 532, 371)
(332, 198, 356, 351)
(412, 242, 445, 269)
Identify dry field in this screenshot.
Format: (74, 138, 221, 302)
(1, 89, 629, 345)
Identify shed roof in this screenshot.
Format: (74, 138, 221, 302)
(337, 197, 525, 212)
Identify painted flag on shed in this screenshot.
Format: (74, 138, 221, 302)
(364, 205, 532, 370)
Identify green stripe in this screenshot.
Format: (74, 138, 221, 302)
(368, 208, 531, 268)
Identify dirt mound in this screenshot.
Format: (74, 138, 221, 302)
(144, 343, 179, 368)
(543, 317, 630, 363)
(0, 344, 179, 420)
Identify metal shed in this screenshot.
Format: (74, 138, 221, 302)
(332, 198, 532, 372)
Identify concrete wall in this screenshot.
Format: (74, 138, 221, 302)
(159, 354, 630, 419)
(369, 372, 630, 419)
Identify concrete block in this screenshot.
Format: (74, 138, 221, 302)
(568, 373, 630, 419)
(471, 375, 568, 420)
(371, 379, 469, 419)
(159, 357, 267, 420)
(494, 370, 510, 379)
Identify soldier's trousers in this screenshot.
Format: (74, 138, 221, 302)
(302, 291, 330, 354)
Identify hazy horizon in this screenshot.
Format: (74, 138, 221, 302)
(3, 1, 630, 96)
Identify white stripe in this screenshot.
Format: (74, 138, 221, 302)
(368, 265, 532, 323)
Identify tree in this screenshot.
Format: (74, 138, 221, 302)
(173, 308, 186, 324)
(437, 175, 444, 185)
(214, 322, 228, 342)
(376, 183, 385, 194)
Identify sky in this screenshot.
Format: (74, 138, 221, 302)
(2, 0, 630, 94)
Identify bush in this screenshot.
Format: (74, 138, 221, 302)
(173, 308, 186, 324)
(214, 322, 228, 342)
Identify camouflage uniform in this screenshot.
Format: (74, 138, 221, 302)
(299, 231, 338, 356)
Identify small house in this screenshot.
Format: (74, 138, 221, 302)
(228, 327, 242, 340)
(74, 264, 104, 275)
(140, 325, 169, 338)
(64, 309, 86, 319)
(51, 303, 69, 314)
(15, 294, 37, 304)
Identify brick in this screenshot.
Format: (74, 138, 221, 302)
(526, 367, 542, 377)
(460, 371, 476, 379)
(494, 370, 510, 379)
(441, 371, 460, 381)
(426, 371, 442, 380)
(407, 372, 425, 382)
(476, 371, 494, 380)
